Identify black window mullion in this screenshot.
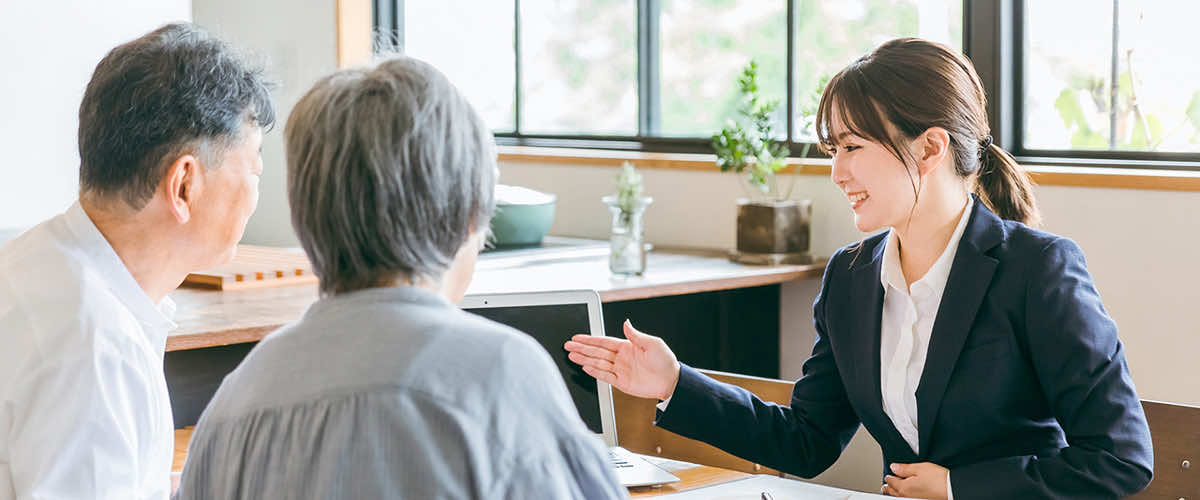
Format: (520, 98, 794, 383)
(965, 0, 1016, 151)
(376, 0, 403, 51)
(637, 0, 661, 137)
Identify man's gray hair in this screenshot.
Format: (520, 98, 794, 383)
(285, 56, 497, 295)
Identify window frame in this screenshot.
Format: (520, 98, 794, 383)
(381, 0, 1200, 170)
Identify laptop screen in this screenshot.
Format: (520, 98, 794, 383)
(464, 303, 603, 434)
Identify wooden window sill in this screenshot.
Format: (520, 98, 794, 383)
(498, 146, 1200, 193)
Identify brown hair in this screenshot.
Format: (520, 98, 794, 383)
(815, 37, 1041, 227)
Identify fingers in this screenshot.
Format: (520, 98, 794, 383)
(883, 475, 904, 497)
(566, 334, 627, 352)
(622, 319, 650, 345)
(568, 351, 615, 373)
(563, 340, 619, 361)
(581, 365, 617, 386)
(889, 462, 914, 478)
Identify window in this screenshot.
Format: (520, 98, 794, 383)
(1019, 1, 1200, 159)
(393, 0, 963, 154)
(519, 0, 638, 135)
(792, 0, 962, 141)
(388, 1, 1200, 169)
(402, 0, 516, 132)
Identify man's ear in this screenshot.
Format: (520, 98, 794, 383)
(914, 127, 952, 178)
(163, 154, 201, 224)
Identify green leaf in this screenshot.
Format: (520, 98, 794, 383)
(1185, 91, 1200, 133)
(1054, 89, 1085, 129)
(1070, 128, 1107, 149)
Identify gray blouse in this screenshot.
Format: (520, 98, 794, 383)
(175, 286, 626, 499)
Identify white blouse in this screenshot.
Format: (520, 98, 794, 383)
(879, 196, 973, 498)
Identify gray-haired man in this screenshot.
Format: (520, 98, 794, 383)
(0, 23, 273, 499)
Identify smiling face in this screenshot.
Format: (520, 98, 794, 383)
(826, 105, 922, 233)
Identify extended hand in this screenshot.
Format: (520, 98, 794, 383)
(882, 462, 949, 499)
(564, 319, 680, 400)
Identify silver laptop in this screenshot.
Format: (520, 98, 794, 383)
(459, 290, 681, 488)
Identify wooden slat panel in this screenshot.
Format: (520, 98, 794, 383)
(182, 245, 317, 291)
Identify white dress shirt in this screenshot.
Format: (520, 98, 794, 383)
(879, 197, 972, 499)
(0, 202, 176, 500)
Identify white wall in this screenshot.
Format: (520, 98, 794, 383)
(0, 0, 192, 232)
(497, 159, 1200, 491)
(192, 0, 339, 247)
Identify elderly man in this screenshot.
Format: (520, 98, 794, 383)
(0, 23, 273, 499)
(175, 57, 626, 499)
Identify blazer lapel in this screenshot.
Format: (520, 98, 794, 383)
(844, 236, 915, 460)
(915, 199, 1004, 457)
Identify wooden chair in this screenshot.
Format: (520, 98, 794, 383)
(1130, 400, 1200, 499)
(612, 368, 794, 475)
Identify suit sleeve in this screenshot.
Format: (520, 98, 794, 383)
(653, 254, 861, 478)
(949, 238, 1153, 500)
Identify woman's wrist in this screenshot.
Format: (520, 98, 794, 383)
(660, 362, 681, 401)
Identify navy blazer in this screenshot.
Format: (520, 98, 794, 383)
(656, 198, 1154, 499)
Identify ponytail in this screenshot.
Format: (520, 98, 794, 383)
(975, 143, 1042, 227)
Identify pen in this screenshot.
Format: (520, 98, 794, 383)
(761, 492, 774, 500)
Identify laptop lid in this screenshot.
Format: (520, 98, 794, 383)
(459, 290, 619, 447)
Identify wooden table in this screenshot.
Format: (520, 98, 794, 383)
(172, 427, 747, 497)
(167, 246, 824, 352)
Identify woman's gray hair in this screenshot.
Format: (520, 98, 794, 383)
(285, 56, 497, 295)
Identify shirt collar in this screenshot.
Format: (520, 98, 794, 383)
(879, 196, 975, 295)
(63, 202, 178, 342)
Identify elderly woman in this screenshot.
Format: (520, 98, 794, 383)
(174, 57, 625, 499)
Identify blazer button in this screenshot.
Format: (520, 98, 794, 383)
(1182, 459, 1191, 469)
(655, 446, 662, 455)
(754, 464, 762, 471)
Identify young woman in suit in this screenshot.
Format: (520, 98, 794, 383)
(564, 38, 1153, 499)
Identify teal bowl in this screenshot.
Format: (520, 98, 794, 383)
(490, 186, 556, 247)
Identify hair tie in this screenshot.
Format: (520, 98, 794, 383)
(979, 134, 993, 150)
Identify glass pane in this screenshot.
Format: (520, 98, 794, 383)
(1025, 1, 1200, 153)
(793, 0, 963, 142)
(404, 0, 516, 133)
(658, 0, 788, 138)
(520, 0, 637, 135)
(1022, 1, 1113, 150)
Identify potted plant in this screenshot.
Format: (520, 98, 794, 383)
(712, 60, 815, 265)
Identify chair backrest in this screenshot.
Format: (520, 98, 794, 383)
(612, 368, 793, 475)
(1129, 399, 1200, 499)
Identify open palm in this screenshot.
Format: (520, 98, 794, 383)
(564, 319, 680, 401)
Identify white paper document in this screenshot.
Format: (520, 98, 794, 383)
(653, 474, 906, 500)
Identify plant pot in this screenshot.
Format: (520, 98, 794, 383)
(731, 199, 813, 265)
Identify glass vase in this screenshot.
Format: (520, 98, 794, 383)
(601, 195, 652, 276)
